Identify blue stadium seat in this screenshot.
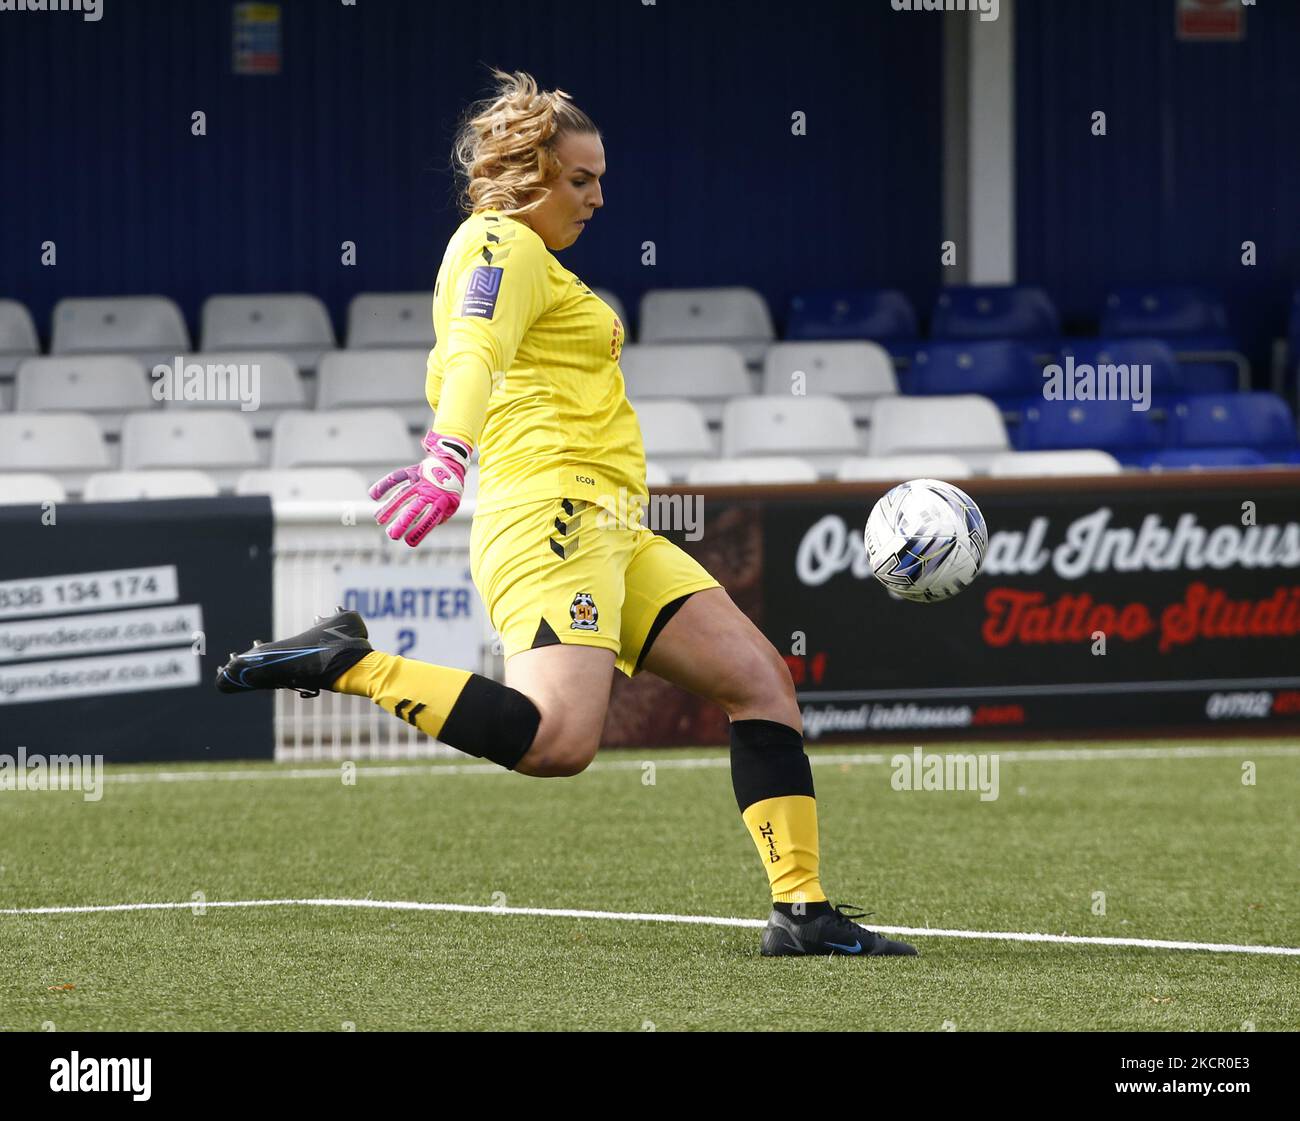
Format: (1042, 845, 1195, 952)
(930, 285, 1059, 349)
(1016, 399, 1165, 460)
(902, 341, 1041, 404)
(1184, 368, 1239, 394)
(1058, 338, 1184, 396)
(785, 289, 918, 353)
(1100, 285, 1231, 344)
(1168, 392, 1297, 451)
(1100, 286, 1243, 390)
(1138, 448, 1268, 471)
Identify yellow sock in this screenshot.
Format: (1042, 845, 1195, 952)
(740, 795, 828, 905)
(331, 651, 472, 739)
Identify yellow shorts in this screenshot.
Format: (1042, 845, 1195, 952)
(470, 496, 720, 677)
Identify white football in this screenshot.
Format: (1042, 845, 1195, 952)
(864, 478, 988, 602)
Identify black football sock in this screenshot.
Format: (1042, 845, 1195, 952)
(730, 718, 829, 906)
(333, 653, 540, 770)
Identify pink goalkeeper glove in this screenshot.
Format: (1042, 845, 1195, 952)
(369, 431, 472, 547)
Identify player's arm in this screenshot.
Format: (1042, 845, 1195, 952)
(372, 227, 552, 546)
(428, 229, 552, 448)
(425, 348, 442, 414)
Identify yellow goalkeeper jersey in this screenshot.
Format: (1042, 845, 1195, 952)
(425, 208, 647, 517)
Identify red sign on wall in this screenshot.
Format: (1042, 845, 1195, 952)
(1176, 0, 1245, 42)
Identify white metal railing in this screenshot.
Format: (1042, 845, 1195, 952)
(271, 499, 495, 761)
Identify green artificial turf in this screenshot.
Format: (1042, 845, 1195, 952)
(1, 742, 1296, 1031)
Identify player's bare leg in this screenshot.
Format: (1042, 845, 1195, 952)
(641, 587, 916, 956)
(504, 644, 616, 777)
(639, 588, 800, 727)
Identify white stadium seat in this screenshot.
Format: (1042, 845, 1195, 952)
(638, 287, 775, 366)
(84, 470, 219, 501)
(988, 449, 1122, 477)
(0, 472, 67, 505)
(200, 294, 336, 371)
(721, 396, 860, 477)
(0, 300, 40, 393)
(619, 344, 752, 424)
(51, 296, 190, 370)
(686, 456, 818, 485)
(236, 467, 371, 502)
(346, 293, 436, 349)
(15, 355, 152, 437)
(867, 394, 1009, 471)
(836, 454, 974, 482)
(120, 412, 261, 490)
(644, 460, 672, 487)
(159, 351, 306, 437)
(0, 414, 111, 496)
(632, 400, 715, 481)
(271, 408, 419, 474)
(316, 350, 432, 431)
(593, 287, 627, 327)
(762, 341, 897, 422)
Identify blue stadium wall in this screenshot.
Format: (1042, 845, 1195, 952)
(0, 0, 943, 344)
(1016, 0, 1300, 373)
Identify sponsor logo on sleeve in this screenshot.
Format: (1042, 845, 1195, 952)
(461, 266, 504, 319)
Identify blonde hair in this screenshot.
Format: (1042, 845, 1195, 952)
(452, 68, 599, 218)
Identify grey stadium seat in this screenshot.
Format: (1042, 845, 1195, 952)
(160, 351, 306, 436)
(836, 454, 974, 482)
(346, 293, 435, 350)
(721, 396, 861, 477)
(988, 449, 1122, 477)
(51, 296, 191, 371)
(644, 460, 672, 487)
(619, 344, 752, 424)
(867, 394, 1009, 472)
(686, 456, 818, 485)
(16, 355, 152, 438)
(632, 400, 716, 481)
(0, 472, 67, 505)
(638, 287, 775, 366)
(0, 300, 40, 396)
(84, 470, 219, 501)
(200, 294, 336, 371)
(0, 414, 111, 496)
(236, 467, 371, 502)
(120, 412, 261, 490)
(762, 341, 897, 423)
(316, 350, 433, 431)
(271, 408, 419, 474)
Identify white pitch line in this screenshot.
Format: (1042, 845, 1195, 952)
(0, 897, 1296, 956)
(99, 743, 1300, 785)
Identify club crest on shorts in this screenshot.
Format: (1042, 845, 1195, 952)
(569, 592, 599, 631)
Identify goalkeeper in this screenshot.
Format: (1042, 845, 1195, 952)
(218, 68, 914, 959)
